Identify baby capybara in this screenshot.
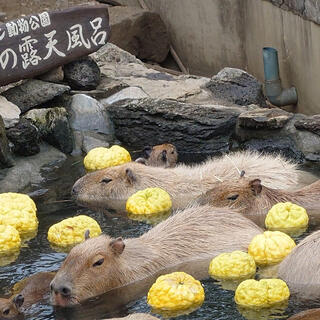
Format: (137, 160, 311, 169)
(199, 175, 320, 226)
(287, 309, 320, 320)
(72, 151, 299, 211)
(50, 205, 262, 306)
(135, 143, 178, 168)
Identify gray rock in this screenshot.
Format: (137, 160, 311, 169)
(0, 143, 67, 193)
(82, 132, 111, 154)
(101, 87, 149, 105)
(206, 67, 267, 107)
(295, 114, 320, 136)
(24, 107, 73, 154)
(0, 115, 14, 168)
(109, 6, 170, 63)
(0, 96, 21, 128)
(37, 66, 64, 83)
(238, 108, 293, 129)
(107, 98, 246, 155)
(6, 119, 40, 156)
(64, 57, 101, 90)
(2, 80, 70, 113)
(243, 137, 305, 163)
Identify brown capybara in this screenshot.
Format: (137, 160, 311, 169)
(72, 150, 299, 211)
(287, 309, 320, 320)
(0, 272, 56, 319)
(50, 205, 262, 306)
(199, 175, 320, 226)
(278, 230, 320, 301)
(107, 314, 158, 320)
(135, 143, 178, 168)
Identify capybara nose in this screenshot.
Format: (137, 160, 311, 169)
(71, 181, 81, 197)
(51, 281, 72, 297)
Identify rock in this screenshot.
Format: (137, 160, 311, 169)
(109, 6, 170, 63)
(82, 132, 111, 154)
(238, 108, 293, 129)
(2, 80, 70, 113)
(37, 66, 64, 83)
(24, 107, 73, 154)
(0, 115, 14, 168)
(107, 98, 248, 155)
(0, 96, 21, 128)
(205, 68, 267, 107)
(294, 115, 320, 136)
(101, 86, 149, 105)
(6, 119, 40, 156)
(243, 137, 305, 163)
(63, 57, 101, 90)
(0, 143, 67, 193)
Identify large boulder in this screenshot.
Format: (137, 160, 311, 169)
(205, 68, 267, 107)
(0, 96, 21, 128)
(109, 6, 170, 63)
(0, 115, 13, 168)
(107, 98, 250, 156)
(24, 107, 73, 154)
(2, 80, 70, 113)
(295, 115, 320, 136)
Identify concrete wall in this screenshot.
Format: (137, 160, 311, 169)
(145, 0, 320, 115)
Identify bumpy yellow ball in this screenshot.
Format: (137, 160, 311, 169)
(147, 272, 205, 313)
(47, 215, 102, 247)
(0, 211, 38, 235)
(84, 145, 131, 171)
(235, 279, 290, 308)
(265, 202, 309, 230)
(248, 231, 295, 265)
(126, 187, 172, 215)
(209, 251, 256, 280)
(0, 225, 21, 253)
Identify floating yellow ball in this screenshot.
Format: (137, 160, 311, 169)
(47, 215, 102, 248)
(126, 187, 172, 215)
(235, 279, 290, 308)
(147, 272, 204, 315)
(248, 231, 295, 265)
(265, 202, 309, 230)
(0, 225, 21, 253)
(84, 145, 131, 171)
(209, 251, 256, 280)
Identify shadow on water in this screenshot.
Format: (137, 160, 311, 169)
(1, 154, 320, 320)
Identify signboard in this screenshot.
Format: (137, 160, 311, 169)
(0, 5, 110, 86)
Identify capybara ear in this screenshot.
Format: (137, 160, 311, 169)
(161, 150, 167, 162)
(13, 294, 24, 308)
(250, 179, 262, 195)
(84, 229, 90, 240)
(109, 237, 125, 255)
(240, 170, 245, 177)
(135, 158, 147, 165)
(143, 146, 152, 159)
(125, 168, 136, 184)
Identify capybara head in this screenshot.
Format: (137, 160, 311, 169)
(50, 235, 126, 306)
(0, 295, 23, 319)
(199, 175, 262, 213)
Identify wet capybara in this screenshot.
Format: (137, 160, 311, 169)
(278, 230, 320, 301)
(50, 205, 262, 306)
(287, 309, 320, 320)
(135, 143, 178, 168)
(107, 314, 158, 320)
(0, 272, 56, 319)
(199, 175, 320, 226)
(72, 150, 299, 211)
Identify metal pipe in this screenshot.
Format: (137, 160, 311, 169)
(262, 47, 298, 106)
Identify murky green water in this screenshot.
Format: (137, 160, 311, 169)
(1, 155, 320, 320)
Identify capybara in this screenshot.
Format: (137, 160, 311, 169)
(72, 150, 299, 210)
(0, 272, 56, 319)
(135, 143, 178, 168)
(107, 314, 158, 320)
(287, 309, 320, 320)
(199, 175, 320, 226)
(50, 205, 262, 306)
(278, 230, 320, 300)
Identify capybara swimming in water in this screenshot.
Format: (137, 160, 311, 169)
(278, 230, 320, 301)
(50, 205, 262, 306)
(287, 309, 320, 320)
(107, 314, 158, 320)
(199, 175, 320, 226)
(0, 272, 55, 319)
(135, 143, 178, 168)
(72, 151, 299, 211)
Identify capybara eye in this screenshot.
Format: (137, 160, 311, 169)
(3, 309, 10, 315)
(227, 194, 239, 201)
(100, 178, 112, 184)
(92, 258, 104, 267)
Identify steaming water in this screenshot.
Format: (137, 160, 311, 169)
(1, 155, 320, 320)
